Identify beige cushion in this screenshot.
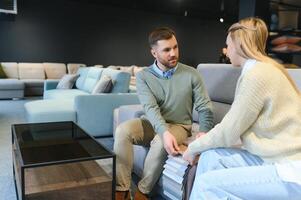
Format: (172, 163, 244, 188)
(43, 63, 66, 79)
(1, 62, 18, 78)
(94, 65, 104, 68)
(91, 75, 113, 94)
(107, 65, 121, 70)
(119, 66, 134, 76)
(18, 63, 45, 79)
(56, 74, 80, 89)
(133, 66, 147, 77)
(130, 76, 136, 86)
(67, 63, 86, 74)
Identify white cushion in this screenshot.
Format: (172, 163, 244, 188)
(43, 63, 66, 79)
(91, 75, 113, 94)
(18, 63, 45, 79)
(1, 62, 18, 78)
(67, 63, 86, 74)
(56, 74, 80, 89)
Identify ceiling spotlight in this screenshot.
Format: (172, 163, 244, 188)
(219, 17, 224, 23)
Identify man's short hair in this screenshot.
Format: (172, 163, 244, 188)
(148, 27, 176, 47)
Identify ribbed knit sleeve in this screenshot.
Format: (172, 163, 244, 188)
(187, 68, 267, 155)
(136, 71, 168, 135)
(192, 72, 214, 132)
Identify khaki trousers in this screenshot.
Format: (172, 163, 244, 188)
(114, 118, 191, 194)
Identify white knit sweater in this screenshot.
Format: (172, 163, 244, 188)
(187, 62, 301, 163)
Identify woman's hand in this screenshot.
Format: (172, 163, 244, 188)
(183, 149, 199, 166)
(195, 132, 206, 139)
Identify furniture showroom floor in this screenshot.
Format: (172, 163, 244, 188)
(0, 97, 116, 200)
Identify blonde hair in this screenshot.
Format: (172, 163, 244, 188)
(228, 17, 299, 93)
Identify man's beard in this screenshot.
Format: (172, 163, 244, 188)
(159, 56, 178, 69)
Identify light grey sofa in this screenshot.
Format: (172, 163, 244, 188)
(24, 67, 139, 138)
(113, 63, 301, 198)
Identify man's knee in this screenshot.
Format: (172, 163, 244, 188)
(150, 135, 164, 148)
(115, 120, 138, 141)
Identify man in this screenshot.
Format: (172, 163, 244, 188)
(114, 27, 213, 200)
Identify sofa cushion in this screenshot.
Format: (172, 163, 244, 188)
(197, 64, 240, 104)
(44, 89, 89, 100)
(288, 69, 301, 91)
(56, 74, 80, 89)
(91, 75, 113, 94)
(82, 67, 103, 93)
(133, 145, 149, 177)
(18, 63, 45, 79)
(43, 63, 67, 79)
(1, 62, 18, 78)
(133, 66, 147, 77)
(67, 63, 86, 74)
(102, 68, 131, 93)
(0, 79, 24, 90)
(119, 66, 134, 76)
(75, 67, 89, 90)
(25, 99, 76, 123)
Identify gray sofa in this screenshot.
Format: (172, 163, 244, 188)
(113, 63, 301, 198)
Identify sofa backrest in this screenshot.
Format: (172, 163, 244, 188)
(197, 63, 240, 125)
(82, 67, 103, 93)
(287, 69, 301, 91)
(67, 63, 86, 74)
(1, 62, 19, 78)
(18, 63, 45, 79)
(197, 63, 241, 104)
(75, 67, 131, 93)
(102, 68, 131, 93)
(43, 63, 66, 79)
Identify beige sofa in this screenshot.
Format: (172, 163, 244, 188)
(0, 62, 86, 99)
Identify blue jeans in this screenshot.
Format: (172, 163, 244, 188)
(189, 148, 301, 200)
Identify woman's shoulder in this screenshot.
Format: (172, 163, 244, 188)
(242, 61, 284, 87)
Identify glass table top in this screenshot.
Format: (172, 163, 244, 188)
(12, 121, 114, 166)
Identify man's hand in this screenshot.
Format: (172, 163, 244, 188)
(163, 130, 180, 156)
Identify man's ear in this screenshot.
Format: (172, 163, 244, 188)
(151, 48, 156, 58)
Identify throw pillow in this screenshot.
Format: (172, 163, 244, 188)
(271, 36, 301, 45)
(0, 64, 7, 78)
(91, 75, 113, 94)
(271, 43, 301, 53)
(56, 74, 80, 89)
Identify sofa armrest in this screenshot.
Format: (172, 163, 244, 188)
(74, 93, 140, 137)
(113, 104, 143, 137)
(44, 80, 59, 91)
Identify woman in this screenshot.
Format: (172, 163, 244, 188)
(183, 17, 301, 199)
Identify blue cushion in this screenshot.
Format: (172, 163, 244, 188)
(102, 68, 131, 93)
(82, 67, 103, 93)
(44, 89, 89, 100)
(75, 67, 89, 90)
(25, 100, 76, 123)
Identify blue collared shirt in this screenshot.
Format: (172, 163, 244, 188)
(152, 61, 177, 79)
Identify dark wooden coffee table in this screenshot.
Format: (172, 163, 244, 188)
(12, 121, 115, 200)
